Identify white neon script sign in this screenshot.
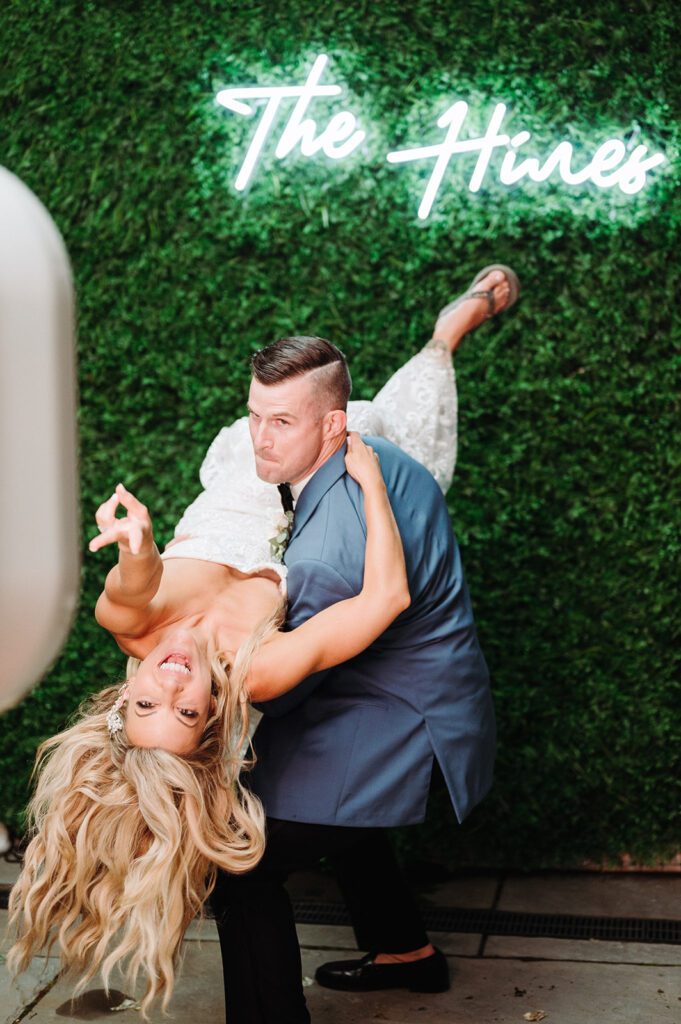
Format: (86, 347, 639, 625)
(216, 55, 666, 218)
(387, 102, 666, 219)
(216, 54, 365, 191)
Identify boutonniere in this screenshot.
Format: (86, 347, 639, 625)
(268, 510, 294, 562)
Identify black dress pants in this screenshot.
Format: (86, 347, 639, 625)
(211, 819, 429, 1024)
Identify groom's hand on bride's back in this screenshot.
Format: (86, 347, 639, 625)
(88, 483, 155, 557)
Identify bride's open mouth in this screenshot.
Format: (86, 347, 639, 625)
(158, 653, 192, 676)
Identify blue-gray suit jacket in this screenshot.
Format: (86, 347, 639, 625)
(250, 437, 495, 827)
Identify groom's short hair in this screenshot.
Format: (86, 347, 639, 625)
(251, 336, 352, 412)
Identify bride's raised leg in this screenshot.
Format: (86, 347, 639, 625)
(354, 267, 518, 493)
(432, 268, 512, 354)
(366, 336, 459, 494)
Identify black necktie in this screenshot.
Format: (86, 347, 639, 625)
(277, 483, 294, 514)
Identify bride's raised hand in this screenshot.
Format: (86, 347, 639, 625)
(89, 483, 154, 556)
(344, 432, 384, 491)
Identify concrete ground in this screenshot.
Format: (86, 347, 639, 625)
(2, 856, 680, 1024)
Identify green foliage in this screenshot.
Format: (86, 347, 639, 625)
(1, 0, 679, 866)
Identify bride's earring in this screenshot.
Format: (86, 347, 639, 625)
(106, 685, 128, 736)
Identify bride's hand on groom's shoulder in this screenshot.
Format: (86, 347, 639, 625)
(88, 483, 155, 557)
(344, 432, 384, 491)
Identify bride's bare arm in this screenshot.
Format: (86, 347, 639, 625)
(247, 433, 410, 701)
(90, 484, 163, 636)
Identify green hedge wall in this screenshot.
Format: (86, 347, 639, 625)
(1, 0, 679, 867)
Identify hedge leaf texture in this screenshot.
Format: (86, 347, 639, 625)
(1, 0, 679, 867)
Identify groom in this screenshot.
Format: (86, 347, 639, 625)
(211, 273, 511, 1023)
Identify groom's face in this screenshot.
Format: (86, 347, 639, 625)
(248, 374, 326, 485)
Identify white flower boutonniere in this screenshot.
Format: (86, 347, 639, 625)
(269, 510, 294, 563)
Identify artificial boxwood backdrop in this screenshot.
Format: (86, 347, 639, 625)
(1, 0, 679, 867)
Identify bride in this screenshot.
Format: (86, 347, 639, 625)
(7, 266, 518, 1015)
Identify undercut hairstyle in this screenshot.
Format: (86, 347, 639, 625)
(251, 335, 352, 412)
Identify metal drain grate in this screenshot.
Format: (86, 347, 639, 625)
(291, 899, 681, 945)
(1, 889, 678, 944)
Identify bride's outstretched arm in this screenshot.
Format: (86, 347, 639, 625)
(247, 433, 410, 701)
(89, 483, 163, 636)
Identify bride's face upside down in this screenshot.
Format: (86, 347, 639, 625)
(122, 629, 216, 755)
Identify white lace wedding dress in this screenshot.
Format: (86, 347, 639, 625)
(163, 340, 457, 587)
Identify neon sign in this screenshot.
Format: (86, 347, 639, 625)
(216, 54, 365, 191)
(387, 102, 666, 219)
(216, 55, 666, 218)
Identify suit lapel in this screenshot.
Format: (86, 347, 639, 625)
(289, 443, 348, 539)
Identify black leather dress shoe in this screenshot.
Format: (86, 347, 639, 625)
(315, 948, 450, 992)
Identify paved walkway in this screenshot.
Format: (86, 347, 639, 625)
(2, 858, 680, 1023)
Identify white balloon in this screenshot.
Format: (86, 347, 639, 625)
(0, 166, 79, 712)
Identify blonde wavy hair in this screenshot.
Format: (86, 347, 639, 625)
(8, 603, 283, 1016)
